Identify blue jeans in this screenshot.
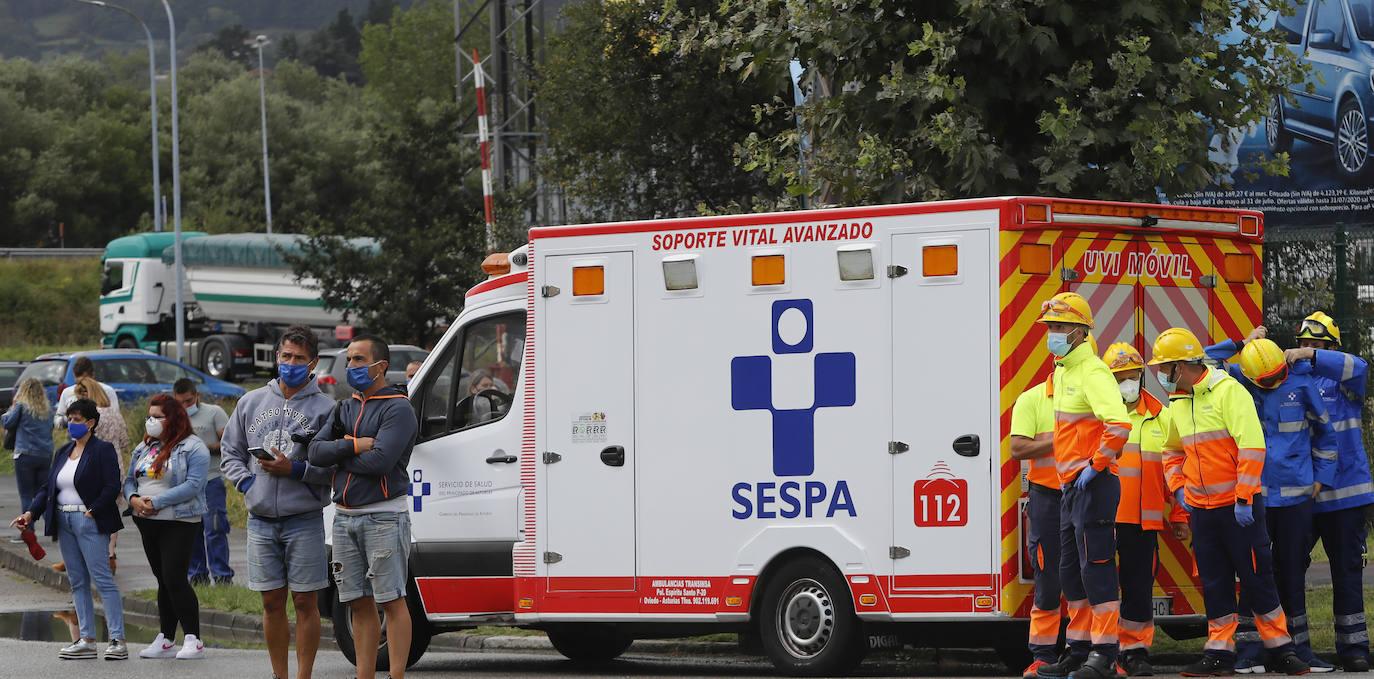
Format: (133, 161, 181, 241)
(331, 511, 410, 604)
(57, 511, 124, 641)
(14, 453, 49, 515)
(188, 476, 233, 579)
(247, 512, 328, 592)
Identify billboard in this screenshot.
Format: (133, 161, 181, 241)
(1170, 0, 1374, 227)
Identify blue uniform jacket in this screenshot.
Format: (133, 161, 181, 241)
(1207, 340, 1337, 507)
(1305, 348, 1374, 512)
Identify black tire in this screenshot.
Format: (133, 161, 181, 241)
(115, 335, 139, 349)
(757, 556, 867, 676)
(1335, 97, 1369, 179)
(331, 589, 432, 671)
(200, 337, 231, 381)
(1266, 94, 1293, 154)
(546, 624, 633, 662)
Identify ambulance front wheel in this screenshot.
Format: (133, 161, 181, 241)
(758, 556, 867, 676)
(545, 624, 633, 662)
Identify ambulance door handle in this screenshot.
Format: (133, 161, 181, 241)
(486, 450, 518, 464)
(952, 434, 980, 457)
(600, 445, 625, 467)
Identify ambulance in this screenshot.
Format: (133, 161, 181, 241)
(326, 197, 1264, 676)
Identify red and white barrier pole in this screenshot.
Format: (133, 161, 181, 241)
(473, 49, 496, 253)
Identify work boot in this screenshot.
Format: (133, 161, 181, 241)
(1037, 653, 1088, 678)
(1270, 652, 1310, 676)
(1181, 654, 1236, 677)
(1024, 659, 1051, 679)
(1070, 651, 1118, 679)
(1340, 656, 1370, 673)
(1121, 653, 1154, 677)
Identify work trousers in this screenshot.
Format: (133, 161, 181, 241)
(1237, 499, 1313, 662)
(1027, 484, 1090, 661)
(1116, 522, 1159, 657)
(1060, 470, 1121, 660)
(1190, 497, 1295, 661)
(1312, 504, 1371, 661)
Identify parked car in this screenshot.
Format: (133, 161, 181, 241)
(18, 349, 246, 406)
(0, 360, 28, 411)
(315, 344, 429, 399)
(1268, 0, 1374, 178)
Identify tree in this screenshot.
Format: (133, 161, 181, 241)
(673, 0, 1306, 205)
(536, 0, 788, 221)
(299, 8, 365, 83)
(358, 0, 456, 112)
(194, 24, 254, 69)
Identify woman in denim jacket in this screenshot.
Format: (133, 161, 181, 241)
(123, 394, 209, 660)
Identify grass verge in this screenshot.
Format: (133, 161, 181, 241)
(1152, 584, 1374, 656)
(133, 582, 295, 622)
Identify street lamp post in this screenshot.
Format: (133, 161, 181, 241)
(160, 0, 185, 363)
(73, 0, 162, 231)
(245, 34, 272, 234)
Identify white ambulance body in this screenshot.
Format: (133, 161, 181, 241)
(342, 197, 1263, 676)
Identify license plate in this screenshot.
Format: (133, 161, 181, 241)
(1152, 596, 1173, 617)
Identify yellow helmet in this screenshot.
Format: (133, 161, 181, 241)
(1148, 328, 1206, 365)
(1239, 338, 1288, 387)
(1297, 311, 1341, 347)
(1037, 292, 1095, 329)
(1103, 342, 1145, 373)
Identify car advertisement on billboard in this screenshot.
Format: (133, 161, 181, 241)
(1171, 0, 1374, 227)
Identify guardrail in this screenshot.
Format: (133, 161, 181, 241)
(0, 248, 104, 259)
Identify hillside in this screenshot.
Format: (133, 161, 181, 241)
(1, 0, 416, 61)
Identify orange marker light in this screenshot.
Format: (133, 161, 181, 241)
(1223, 253, 1254, 284)
(859, 594, 878, 606)
(1019, 243, 1052, 275)
(572, 266, 605, 296)
(1240, 215, 1260, 236)
(482, 253, 511, 276)
(1023, 203, 1050, 222)
(923, 245, 958, 277)
(726, 596, 743, 607)
(752, 255, 786, 286)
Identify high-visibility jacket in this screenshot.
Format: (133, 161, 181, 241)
(1206, 340, 1337, 507)
(1307, 349, 1374, 512)
(1011, 375, 1060, 491)
(1162, 366, 1267, 509)
(1116, 391, 1188, 529)
(1051, 341, 1132, 485)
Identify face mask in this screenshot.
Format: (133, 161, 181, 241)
(145, 416, 164, 438)
(186, 404, 199, 416)
(1118, 379, 1141, 403)
(347, 361, 381, 391)
(1158, 367, 1179, 393)
(1046, 331, 1074, 357)
(68, 422, 89, 440)
(278, 362, 311, 388)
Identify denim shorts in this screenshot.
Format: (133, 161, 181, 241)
(330, 511, 411, 604)
(247, 513, 329, 593)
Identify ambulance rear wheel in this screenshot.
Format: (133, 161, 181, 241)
(758, 556, 866, 676)
(331, 589, 432, 671)
(546, 624, 632, 662)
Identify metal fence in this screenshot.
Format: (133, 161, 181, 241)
(0, 248, 104, 259)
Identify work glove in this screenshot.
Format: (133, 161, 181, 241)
(1174, 489, 1192, 514)
(1074, 465, 1098, 490)
(1234, 502, 1254, 527)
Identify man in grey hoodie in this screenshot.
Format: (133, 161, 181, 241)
(221, 325, 336, 679)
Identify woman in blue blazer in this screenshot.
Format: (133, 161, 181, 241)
(10, 398, 126, 660)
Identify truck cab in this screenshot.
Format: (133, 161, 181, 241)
(99, 232, 205, 349)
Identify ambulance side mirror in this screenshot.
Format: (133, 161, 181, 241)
(952, 434, 980, 457)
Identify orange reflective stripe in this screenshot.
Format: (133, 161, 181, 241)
(1091, 602, 1121, 645)
(1206, 614, 1239, 652)
(1029, 606, 1060, 645)
(1254, 606, 1293, 648)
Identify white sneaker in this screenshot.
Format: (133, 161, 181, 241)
(175, 633, 205, 659)
(138, 633, 177, 659)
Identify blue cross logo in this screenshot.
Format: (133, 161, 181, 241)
(410, 469, 431, 512)
(731, 299, 856, 476)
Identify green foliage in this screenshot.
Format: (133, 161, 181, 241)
(672, 0, 1307, 205)
(0, 258, 101, 347)
(536, 0, 788, 220)
(195, 24, 256, 69)
(359, 0, 456, 112)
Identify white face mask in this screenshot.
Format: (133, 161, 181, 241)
(1119, 379, 1141, 403)
(145, 416, 164, 438)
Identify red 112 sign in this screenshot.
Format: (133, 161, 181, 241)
(913, 461, 967, 527)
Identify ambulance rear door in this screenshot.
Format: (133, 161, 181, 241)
(889, 225, 999, 600)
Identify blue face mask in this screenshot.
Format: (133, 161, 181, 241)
(68, 422, 89, 440)
(347, 362, 380, 391)
(1158, 366, 1179, 393)
(1046, 332, 1074, 357)
(186, 404, 199, 416)
(278, 362, 311, 388)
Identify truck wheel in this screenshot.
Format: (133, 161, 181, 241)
(758, 556, 866, 676)
(546, 624, 633, 662)
(201, 338, 231, 381)
(115, 336, 139, 349)
(331, 590, 432, 671)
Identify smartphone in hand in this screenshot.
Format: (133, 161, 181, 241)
(248, 446, 274, 461)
